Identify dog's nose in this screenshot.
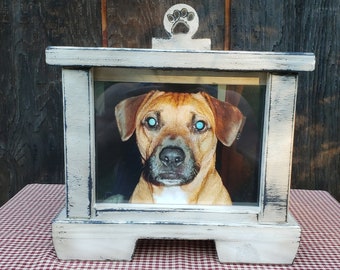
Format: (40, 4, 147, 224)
(159, 147, 185, 167)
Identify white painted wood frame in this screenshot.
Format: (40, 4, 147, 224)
(47, 47, 315, 264)
(46, 46, 315, 71)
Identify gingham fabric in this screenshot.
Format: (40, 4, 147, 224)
(0, 184, 339, 270)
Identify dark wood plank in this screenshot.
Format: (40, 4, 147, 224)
(284, 1, 339, 201)
(230, 0, 340, 201)
(0, 0, 102, 205)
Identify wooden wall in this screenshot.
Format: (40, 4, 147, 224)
(0, 0, 338, 205)
(230, 1, 339, 200)
(0, 0, 102, 205)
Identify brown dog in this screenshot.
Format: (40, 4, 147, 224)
(115, 91, 244, 205)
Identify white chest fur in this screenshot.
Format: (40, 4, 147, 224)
(153, 186, 188, 204)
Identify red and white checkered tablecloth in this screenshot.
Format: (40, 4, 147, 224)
(0, 184, 339, 270)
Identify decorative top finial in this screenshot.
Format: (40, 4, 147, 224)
(152, 4, 211, 50)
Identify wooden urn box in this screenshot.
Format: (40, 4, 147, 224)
(46, 4, 315, 264)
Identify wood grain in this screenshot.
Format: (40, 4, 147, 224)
(0, 0, 339, 205)
(283, 1, 340, 201)
(230, 0, 340, 201)
(0, 0, 101, 205)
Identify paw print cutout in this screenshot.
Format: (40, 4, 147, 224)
(167, 8, 195, 34)
(152, 3, 210, 50)
(163, 4, 199, 38)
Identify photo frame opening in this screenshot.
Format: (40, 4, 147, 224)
(95, 81, 265, 206)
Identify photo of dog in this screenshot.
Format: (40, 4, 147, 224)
(115, 90, 245, 205)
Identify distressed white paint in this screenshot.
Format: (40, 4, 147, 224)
(62, 69, 95, 218)
(259, 74, 298, 223)
(95, 207, 259, 225)
(46, 47, 315, 72)
(53, 209, 300, 264)
(152, 35, 211, 50)
(48, 46, 315, 264)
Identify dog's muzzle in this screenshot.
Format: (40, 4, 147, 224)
(143, 139, 199, 187)
(159, 146, 185, 167)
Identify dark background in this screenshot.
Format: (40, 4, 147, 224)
(0, 0, 339, 205)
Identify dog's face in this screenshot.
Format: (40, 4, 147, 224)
(136, 92, 217, 187)
(115, 91, 244, 187)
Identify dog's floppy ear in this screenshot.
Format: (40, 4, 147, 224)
(201, 92, 245, 147)
(115, 93, 150, 141)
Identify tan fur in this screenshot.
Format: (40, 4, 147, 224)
(115, 91, 244, 205)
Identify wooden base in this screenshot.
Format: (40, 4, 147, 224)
(52, 208, 300, 264)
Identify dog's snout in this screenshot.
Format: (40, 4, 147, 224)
(159, 147, 185, 167)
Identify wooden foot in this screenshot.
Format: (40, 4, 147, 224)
(53, 234, 137, 261)
(215, 222, 300, 264)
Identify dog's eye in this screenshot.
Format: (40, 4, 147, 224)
(145, 117, 158, 128)
(194, 120, 206, 132)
